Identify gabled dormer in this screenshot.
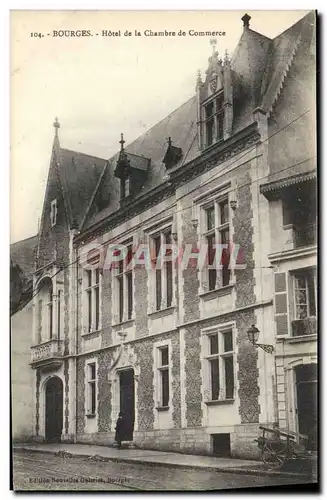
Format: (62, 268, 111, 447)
(163, 137, 183, 170)
(196, 39, 233, 151)
(114, 134, 150, 202)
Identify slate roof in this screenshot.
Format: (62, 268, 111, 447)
(83, 95, 198, 229)
(10, 235, 38, 315)
(10, 235, 38, 280)
(125, 152, 151, 172)
(260, 11, 315, 114)
(57, 148, 106, 228)
(79, 11, 315, 233)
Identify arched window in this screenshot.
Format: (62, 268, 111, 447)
(37, 277, 53, 342)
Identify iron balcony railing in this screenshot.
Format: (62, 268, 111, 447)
(291, 317, 317, 337)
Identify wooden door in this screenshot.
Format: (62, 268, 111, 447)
(45, 377, 63, 443)
(119, 369, 135, 441)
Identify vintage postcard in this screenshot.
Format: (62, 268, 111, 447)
(10, 10, 317, 491)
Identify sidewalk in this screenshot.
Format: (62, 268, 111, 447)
(13, 442, 313, 479)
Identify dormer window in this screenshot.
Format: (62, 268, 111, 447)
(114, 134, 150, 203)
(163, 137, 183, 170)
(50, 199, 57, 227)
(120, 177, 130, 199)
(196, 43, 233, 150)
(204, 91, 224, 148)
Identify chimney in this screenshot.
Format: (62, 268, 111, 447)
(241, 13, 251, 30)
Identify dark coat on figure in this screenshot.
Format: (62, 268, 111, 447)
(115, 414, 128, 443)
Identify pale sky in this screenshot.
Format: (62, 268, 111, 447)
(10, 10, 310, 243)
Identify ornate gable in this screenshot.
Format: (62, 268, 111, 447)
(196, 40, 233, 151)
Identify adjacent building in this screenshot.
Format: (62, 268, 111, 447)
(12, 12, 316, 458)
(11, 235, 38, 441)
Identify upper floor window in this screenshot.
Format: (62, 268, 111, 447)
(281, 181, 316, 249)
(205, 326, 235, 401)
(37, 277, 53, 342)
(50, 199, 57, 227)
(84, 268, 100, 333)
(115, 242, 133, 323)
(203, 197, 230, 291)
(204, 92, 224, 148)
(293, 268, 317, 320)
(151, 228, 173, 311)
(57, 290, 61, 340)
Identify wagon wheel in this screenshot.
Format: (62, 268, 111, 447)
(261, 442, 288, 470)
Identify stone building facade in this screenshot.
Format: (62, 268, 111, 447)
(25, 12, 316, 458)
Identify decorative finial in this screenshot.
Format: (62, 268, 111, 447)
(241, 13, 251, 29)
(53, 117, 60, 137)
(168, 137, 172, 147)
(119, 133, 125, 151)
(224, 49, 230, 65)
(196, 69, 203, 90)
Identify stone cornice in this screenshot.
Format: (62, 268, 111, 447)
(75, 122, 260, 245)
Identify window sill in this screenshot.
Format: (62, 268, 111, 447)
(156, 406, 170, 412)
(81, 329, 101, 338)
(203, 138, 224, 153)
(148, 306, 175, 319)
(286, 334, 317, 343)
(200, 284, 234, 300)
(111, 318, 135, 328)
(205, 399, 235, 406)
(86, 413, 96, 419)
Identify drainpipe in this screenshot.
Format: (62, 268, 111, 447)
(74, 253, 79, 443)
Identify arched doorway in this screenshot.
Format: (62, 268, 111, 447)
(295, 364, 317, 450)
(45, 377, 63, 443)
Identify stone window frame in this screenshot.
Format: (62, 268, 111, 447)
(111, 237, 135, 326)
(120, 176, 131, 200)
(145, 217, 176, 314)
(153, 338, 172, 411)
(202, 90, 225, 149)
(82, 268, 101, 334)
(85, 358, 97, 417)
(50, 198, 57, 227)
(202, 322, 236, 404)
(193, 181, 235, 295)
(292, 267, 317, 320)
(37, 277, 53, 343)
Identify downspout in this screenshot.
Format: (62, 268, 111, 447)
(74, 249, 79, 443)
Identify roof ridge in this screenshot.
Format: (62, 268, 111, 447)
(126, 151, 150, 160)
(11, 234, 38, 246)
(247, 28, 272, 42)
(272, 10, 313, 41)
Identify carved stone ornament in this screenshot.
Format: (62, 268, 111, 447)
(210, 73, 218, 93)
(107, 342, 140, 384)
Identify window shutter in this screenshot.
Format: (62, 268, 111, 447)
(274, 272, 289, 336)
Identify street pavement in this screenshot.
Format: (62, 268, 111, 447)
(13, 450, 316, 492)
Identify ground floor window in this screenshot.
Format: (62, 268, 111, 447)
(86, 361, 97, 415)
(204, 325, 235, 401)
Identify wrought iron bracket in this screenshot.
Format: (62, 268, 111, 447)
(253, 342, 275, 354)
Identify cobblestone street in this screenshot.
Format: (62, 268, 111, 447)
(13, 450, 315, 492)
